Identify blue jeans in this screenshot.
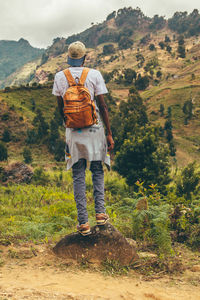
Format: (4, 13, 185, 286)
(72, 158, 105, 225)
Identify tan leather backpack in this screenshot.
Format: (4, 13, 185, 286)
(63, 68, 97, 129)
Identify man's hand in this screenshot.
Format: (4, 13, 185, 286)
(107, 134, 114, 152)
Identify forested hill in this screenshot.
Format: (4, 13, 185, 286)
(1, 7, 200, 87)
(0, 38, 44, 87)
(44, 7, 200, 57)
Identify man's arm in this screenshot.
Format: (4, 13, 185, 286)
(57, 96, 65, 120)
(97, 94, 114, 152)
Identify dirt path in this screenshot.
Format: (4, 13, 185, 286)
(0, 244, 200, 300)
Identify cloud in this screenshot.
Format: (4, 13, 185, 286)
(0, 0, 199, 48)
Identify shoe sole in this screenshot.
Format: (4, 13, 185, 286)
(96, 218, 109, 225)
(78, 229, 91, 236)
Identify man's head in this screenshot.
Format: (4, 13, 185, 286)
(67, 41, 86, 67)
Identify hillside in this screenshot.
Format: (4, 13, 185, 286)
(0, 38, 44, 88)
(0, 85, 58, 165)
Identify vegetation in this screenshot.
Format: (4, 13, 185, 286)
(0, 166, 199, 258)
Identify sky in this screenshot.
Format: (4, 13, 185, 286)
(0, 0, 199, 49)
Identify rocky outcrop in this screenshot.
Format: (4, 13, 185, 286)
(53, 223, 138, 265)
(1, 162, 33, 184)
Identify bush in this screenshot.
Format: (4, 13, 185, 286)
(32, 167, 50, 185)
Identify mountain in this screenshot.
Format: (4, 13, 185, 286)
(0, 38, 44, 88)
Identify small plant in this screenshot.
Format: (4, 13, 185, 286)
(101, 258, 129, 276)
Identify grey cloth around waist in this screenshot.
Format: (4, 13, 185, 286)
(65, 117, 110, 170)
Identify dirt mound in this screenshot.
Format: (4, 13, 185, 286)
(53, 223, 138, 265)
(1, 162, 33, 184)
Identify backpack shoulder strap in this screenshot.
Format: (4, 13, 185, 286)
(79, 68, 90, 86)
(63, 69, 76, 86)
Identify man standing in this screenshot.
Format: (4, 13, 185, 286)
(52, 41, 114, 235)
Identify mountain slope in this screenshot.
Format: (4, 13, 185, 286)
(0, 38, 44, 88)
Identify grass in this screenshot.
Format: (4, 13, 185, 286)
(0, 168, 128, 244)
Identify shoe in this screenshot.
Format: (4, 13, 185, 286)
(96, 213, 109, 225)
(77, 222, 91, 236)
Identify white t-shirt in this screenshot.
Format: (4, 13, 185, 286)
(52, 67, 108, 100)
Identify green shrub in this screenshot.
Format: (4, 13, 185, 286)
(32, 167, 50, 185)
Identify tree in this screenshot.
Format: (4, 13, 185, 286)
(48, 119, 60, 153)
(165, 35, 171, 43)
(159, 104, 165, 116)
(156, 70, 162, 79)
(23, 147, 32, 164)
(149, 15, 166, 30)
(166, 45, 172, 53)
(0, 142, 8, 161)
(111, 87, 148, 152)
(169, 141, 176, 156)
(106, 11, 116, 21)
(177, 36, 186, 58)
(118, 36, 133, 50)
(48, 73, 54, 81)
(166, 128, 173, 142)
(159, 41, 165, 49)
(2, 128, 11, 142)
(176, 162, 200, 200)
(182, 100, 193, 122)
(166, 106, 172, 119)
(178, 45, 186, 58)
(26, 129, 38, 144)
(140, 34, 151, 45)
(114, 126, 171, 191)
(103, 44, 115, 55)
(54, 139, 65, 161)
(149, 44, 156, 51)
(123, 68, 137, 84)
(135, 75, 150, 90)
(32, 109, 49, 138)
(31, 98, 36, 111)
(164, 119, 172, 130)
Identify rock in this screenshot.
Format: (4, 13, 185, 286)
(53, 223, 138, 265)
(2, 162, 33, 184)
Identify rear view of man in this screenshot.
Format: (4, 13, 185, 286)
(52, 41, 114, 235)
